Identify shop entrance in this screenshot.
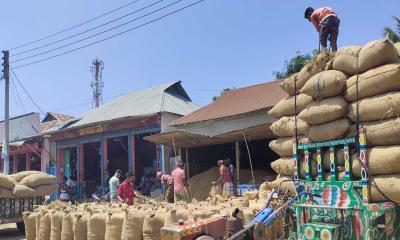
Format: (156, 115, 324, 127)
(107, 136, 129, 181)
(83, 142, 101, 197)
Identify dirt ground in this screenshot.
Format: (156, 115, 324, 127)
(0, 224, 25, 240)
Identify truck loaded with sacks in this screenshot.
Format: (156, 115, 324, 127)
(267, 39, 400, 239)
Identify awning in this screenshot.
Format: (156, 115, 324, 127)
(0, 140, 26, 148)
(144, 123, 275, 148)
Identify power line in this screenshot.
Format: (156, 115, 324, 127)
(11, 0, 165, 57)
(47, 94, 123, 112)
(10, 77, 27, 113)
(11, 0, 186, 63)
(9, 0, 141, 51)
(13, 0, 207, 69)
(10, 67, 46, 115)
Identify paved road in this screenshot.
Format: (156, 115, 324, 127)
(0, 224, 25, 240)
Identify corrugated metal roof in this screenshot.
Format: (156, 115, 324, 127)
(172, 80, 287, 125)
(69, 81, 199, 128)
(41, 112, 74, 132)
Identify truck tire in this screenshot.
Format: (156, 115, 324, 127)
(16, 222, 25, 233)
(195, 235, 215, 240)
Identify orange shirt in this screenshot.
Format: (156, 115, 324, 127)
(310, 7, 338, 32)
(118, 181, 135, 205)
(219, 165, 232, 184)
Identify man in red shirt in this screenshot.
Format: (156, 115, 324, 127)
(214, 160, 233, 198)
(305, 7, 340, 52)
(117, 171, 142, 205)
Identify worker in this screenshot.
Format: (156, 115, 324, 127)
(156, 171, 174, 203)
(109, 169, 122, 203)
(171, 160, 188, 203)
(304, 7, 340, 52)
(59, 176, 71, 202)
(214, 160, 234, 199)
(225, 159, 235, 183)
(118, 171, 142, 205)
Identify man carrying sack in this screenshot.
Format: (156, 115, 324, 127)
(156, 171, 174, 203)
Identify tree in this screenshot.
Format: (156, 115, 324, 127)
(212, 87, 235, 101)
(273, 51, 317, 79)
(384, 16, 400, 43)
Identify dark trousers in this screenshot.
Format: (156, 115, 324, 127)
(320, 16, 340, 51)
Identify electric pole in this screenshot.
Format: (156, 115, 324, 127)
(90, 59, 104, 108)
(2, 51, 9, 174)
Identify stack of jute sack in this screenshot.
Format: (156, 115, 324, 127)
(268, 39, 400, 203)
(267, 50, 334, 193)
(23, 184, 283, 240)
(0, 171, 55, 198)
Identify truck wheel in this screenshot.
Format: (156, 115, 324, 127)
(16, 222, 25, 233)
(195, 235, 215, 240)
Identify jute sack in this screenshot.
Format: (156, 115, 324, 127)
(0, 173, 15, 189)
(279, 73, 299, 96)
(332, 46, 362, 75)
(395, 42, 400, 55)
(349, 118, 400, 146)
(38, 211, 51, 240)
(352, 146, 400, 177)
(270, 176, 296, 196)
(13, 185, 35, 198)
(143, 211, 166, 240)
(20, 173, 56, 188)
(345, 63, 400, 102)
(35, 210, 42, 240)
(301, 70, 348, 99)
(298, 96, 347, 125)
(73, 214, 88, 240)
(358, 39, 399, 73)
(296, 50, 333, 91)
(270, 116, 310, 137)
(121, 209, 148, 240)
(271, 157, 317, 178)
(242, 208, 255, 225)
(267, 94, 313, 119)
(370, 174, 400, 203)
(322, 148, 346, 171)
(23, 212, 38, 240)
(269, 136, 308, 157)
(191, 209, 214, 220)
(61, 212, 74, 240)
(307, 119, 350, 141)
(325, 170, 346, 181)
(210, 183, 222, 198)
(10, 171, 42, 183)
(50, 211, 64, 240)
(105, 212, 124, 240)
(164, 208, 191, 226)
(33, 185, 55, 197)
(348, 91, 400, 122)
(87, 213, 106, 240)
(0, 188, 14, 198)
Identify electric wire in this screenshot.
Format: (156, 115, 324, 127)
(11, 0, 165, 57)
(10, 67, 46, 115)
(10, 77, 27, 113)
(11, 0, 186, 63)
(9, 0, 141, 51)
(13, 0, 207, 69)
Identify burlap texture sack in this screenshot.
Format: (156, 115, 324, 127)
(12, 185, 35, 198)
(164, 208, 191, 226)
(87, 213, 106, 240)
(301, 70, 347, 99)
(299, 96, 347, 125)
(35, 210, 42, 240)
(209, 183, 222, 198)
(20, 173, 56, 188)
(270, 116, 310, 137)
(0, 173, 15, 189)
(50, 211, 64, 240)
(105, 213, 124, 240)
(332, 46, 362, 75)
(10, 171, 42, 183)
(23, 212, 38, 240)
(358, 39, 399, 73)
(348, 91, 400, 122)
(61, 212, 74, 240)
(73, 214, 88, 240)
(269, 176, 296, 196)
(345, 63, 400, 102)
(191, 209, 214, 220)
(269, 136, 308, 157)
(370, 174, 400, 203)
(143, 211, 166, 240)
(349, 118, 400, 146)
(121, 209, 148, 240)
(352, 146, 400, 177)
(395, 42, 400, 55)
(33, 185, 55, 197)
(279, 73, 299, 96)
(271, 157, 317, 178)
(307, 118, 350, 141)
(0, 188, 14, 198)
(322, 148, 347, 171)
(267, 94, 312, 119)
(38, 211, 51, 240)
(325, 170, 346, 181)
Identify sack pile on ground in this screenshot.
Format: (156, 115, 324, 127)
(0, 171, 56, 198)
(23, 185, 279, 240)
(269, 39, 400, 203)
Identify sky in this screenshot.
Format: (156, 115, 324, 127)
(0, 0, 399, 119)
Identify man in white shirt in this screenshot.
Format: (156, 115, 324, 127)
(109, 169, 122, 203)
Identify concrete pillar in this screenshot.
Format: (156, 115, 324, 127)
(235, 141, 240, 185)
(42, 137, 51, 172)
